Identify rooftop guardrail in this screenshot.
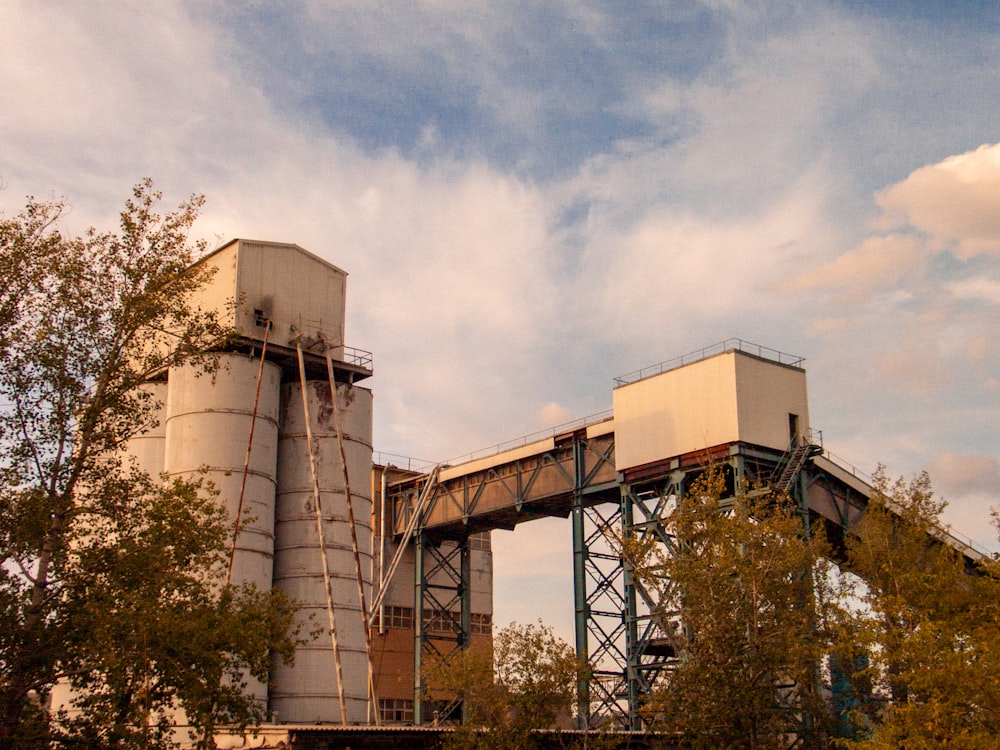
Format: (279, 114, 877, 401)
(614, 338, 805, 386)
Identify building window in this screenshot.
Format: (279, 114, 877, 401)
(423, 609, 459, 634)
(417, 610, 491, 635)
(379, 698, 414, 724)
(471, 613, 492, 635)
(379, 606, 491, 634)
(469, 532, 491, 551)
(383, 605, 414, 629)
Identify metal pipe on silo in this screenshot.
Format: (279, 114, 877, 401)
(378, 467, 388, 634)
(324, 349, 379, 724)
(228, 321, 272, 585)
(294, 344, 348, 725)
(271, 362, 374, 725)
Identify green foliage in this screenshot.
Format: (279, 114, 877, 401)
(626, 469, 835, 749)
(834, 469, 1000, 748)
(0, 182, 299, 748)
(426, 621, 587, 750)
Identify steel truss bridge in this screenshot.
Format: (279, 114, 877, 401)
(384, 418, 983, 729)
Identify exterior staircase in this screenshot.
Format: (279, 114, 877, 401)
(771, 432, 823, 496)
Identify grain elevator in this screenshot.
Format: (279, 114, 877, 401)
(91, 238, 493, 730)
(126, 239, 373, 724)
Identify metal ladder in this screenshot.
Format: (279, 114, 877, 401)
(771, 441, 816, 495)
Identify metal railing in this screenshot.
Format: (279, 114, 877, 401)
(820, 447, 872, 484)
(372, 409, 614, 475)
(341, 345, 373, 370)
(614, 338, 805, 386)
(372, 451, 438, 473)
(441, 408, 614, 466)
(818, 448, 993, 559)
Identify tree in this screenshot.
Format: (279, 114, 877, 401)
(834, 470, 1000, 748)
(424, 621, 588, 750)
(0, 182, 298, 748)
(626, 469, 836, 749)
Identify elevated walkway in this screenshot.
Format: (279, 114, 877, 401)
(387, 416, 618, 540)
(378, 340, 986, 730)
(386, 425, 984, 563)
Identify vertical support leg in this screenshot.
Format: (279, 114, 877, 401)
(733, 452, 746, 492)
(572, 493, 590, 729)
(413, 532, 426, 726)
(414, 533, 472, 725)
(620, 471, 686, 729)
(572, 500, 630, 729)
(460, 541, 472, 725)
(796, 470, 812, 538)
(620, 484, 642, 731)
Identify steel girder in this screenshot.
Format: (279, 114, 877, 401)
(572, 470, 687, 731)
(573, 497, 630, 728)
(407, 431, 618, 726)
(406, 434, 837, 729)
(395, 430, 618, 538)
(413, 532, 472, 725)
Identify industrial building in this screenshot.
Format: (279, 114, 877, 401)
(58, 240, 983, 745)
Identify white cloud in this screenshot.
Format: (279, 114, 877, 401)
(947, 277, 1000, 305)
(786, 233, 924, 300)
(537, 402, 573, 425)
(782, 145, 1000, 458)
(582, 172, 836, 353)
(874, 143, 1000, 259)
(927, 451, 1000, 497)
(873, 340, 949, 396)
(0, 2, 246, 213)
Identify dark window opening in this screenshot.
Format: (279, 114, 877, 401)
(789, 413, 799, 446)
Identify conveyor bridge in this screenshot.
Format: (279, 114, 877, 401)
(381, 342, 985, 729)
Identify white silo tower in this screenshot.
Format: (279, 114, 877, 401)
(163, 356, 282, 595)
(177, 239, 375, 721)
(126, 381, 169, 479)
(271, 379, 374, 724)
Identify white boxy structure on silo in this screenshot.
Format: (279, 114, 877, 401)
(613, 347, 811, 472)
(196, 239, 348, 354)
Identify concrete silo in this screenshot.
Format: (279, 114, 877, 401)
(163, 356, 282, 594)
(271, 379, 374, 724)
(179, 239, 375, 721)
(126, 381, 169, 480)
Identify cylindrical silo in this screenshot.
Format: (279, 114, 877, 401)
(52, 381, 172, 723)
(271, 380, 374, 725)
(124, 380, 168, 480)
(163, 354, 281, 589)
(163, 353, 281, 706)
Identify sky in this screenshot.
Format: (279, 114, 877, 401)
(2, 1, 999, 644)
